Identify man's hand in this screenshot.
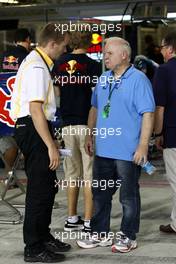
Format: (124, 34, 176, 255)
(134, 112, 154, 165)
(155, 136, 163, 150)
(29, 101, 60, 171)
(85, 106, 97, 156)
(133, 144, 148, 165)
(54, 139, 60, 150)
(48, 143, 60, 170)
(154, 106, 164, 151)
(85, 135, 94, 156)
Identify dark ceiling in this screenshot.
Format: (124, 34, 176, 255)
(0, 0, 175, 21)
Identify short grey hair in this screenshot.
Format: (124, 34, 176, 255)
(105, 37, 131, 61)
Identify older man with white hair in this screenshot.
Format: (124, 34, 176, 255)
(77, 37, 155, 253)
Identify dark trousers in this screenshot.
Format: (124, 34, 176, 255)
(91, 156, 141, 240)
(14, 116, 58, 253)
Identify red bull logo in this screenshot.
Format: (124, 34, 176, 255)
(58, 61, 87, 75)
(0, 73, 16, 128)
(3, 56, 18, 64)
(87, 33, 102, 54)
(91, 33, 102, 45)
(3, 56, 19, 71)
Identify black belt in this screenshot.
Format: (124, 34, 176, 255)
(17, 115, 52, 124)
(17, 115, 31, 119)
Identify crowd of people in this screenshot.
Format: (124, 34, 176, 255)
(0, 23, 176, 263)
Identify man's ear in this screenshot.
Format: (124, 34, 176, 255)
(25, 37, 31, 44)
(169, 46, 175, 55)
(122, 50, 127, 60)
(48, 40, 56, 49)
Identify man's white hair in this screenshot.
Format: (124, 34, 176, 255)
(105, 37, 131, 61)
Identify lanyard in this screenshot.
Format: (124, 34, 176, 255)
(102, 65, 132, 119)
(35, 48, 53, 79)
(102, 82, 118, 119)
(108, 64, 132, 102)
(107, 82, 119, 103)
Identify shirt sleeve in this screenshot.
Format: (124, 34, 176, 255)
(91, 83, 98, 108)
(134, 73, 155, 114)
(153, 66, 167, 106)
(25, 64, 49, 102)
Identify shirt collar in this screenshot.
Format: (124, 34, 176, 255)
(168, 56, 176, 62)
(36, 47, 54, 70)
(102, 65, 133, 86)
(16, 45, 28, 52)
(109, 64, 133, 80)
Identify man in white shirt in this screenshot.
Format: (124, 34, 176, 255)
(10, 23, 70, 263)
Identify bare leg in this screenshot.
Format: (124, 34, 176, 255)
(67, 183, 79, 216)
(83, 184, 93, 220)
(4, 146, 18, 169)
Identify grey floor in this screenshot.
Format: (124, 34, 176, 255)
(0, 157, 176, 264)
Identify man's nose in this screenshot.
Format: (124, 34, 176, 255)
(104, 53, 108, 59)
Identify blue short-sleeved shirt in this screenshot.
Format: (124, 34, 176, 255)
(91, 65, 155, 161)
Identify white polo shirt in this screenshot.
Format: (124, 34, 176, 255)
(10, 47, 56, 121)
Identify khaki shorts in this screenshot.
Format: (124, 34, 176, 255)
(62, 125, 93, 182)
(0, 136, 17, 154)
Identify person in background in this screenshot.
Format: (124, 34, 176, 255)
(153, 31, 176, 234)
(0, 28, 31, 174)
(144, 35, 164, 65)
(54, 28, 101, 233)
(0, 28, 31, 72)
(133, 55, 158, 82)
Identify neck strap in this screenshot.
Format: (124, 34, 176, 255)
(35, 48, 52, 79)
(114, 64, 132, 80)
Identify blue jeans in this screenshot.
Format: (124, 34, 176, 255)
(91, 156, 141, 240)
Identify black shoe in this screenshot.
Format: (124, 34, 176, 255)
(81, 225, 91, 233)
(64, 216, 84, 231)
(44, 239, 71, 253)
(24, 249, 65, 263)
(159, 224, 176, 234)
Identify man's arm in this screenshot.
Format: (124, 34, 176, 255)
(153, 106, 164, 149)
(29, 101, 60, 170)
(152, 65, 166, 150)
(133, 112, 154, 164)
(54, 85, 60, 97)
(85, 106, 97, 156)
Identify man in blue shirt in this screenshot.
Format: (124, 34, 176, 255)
(77, 37, 155, 253)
